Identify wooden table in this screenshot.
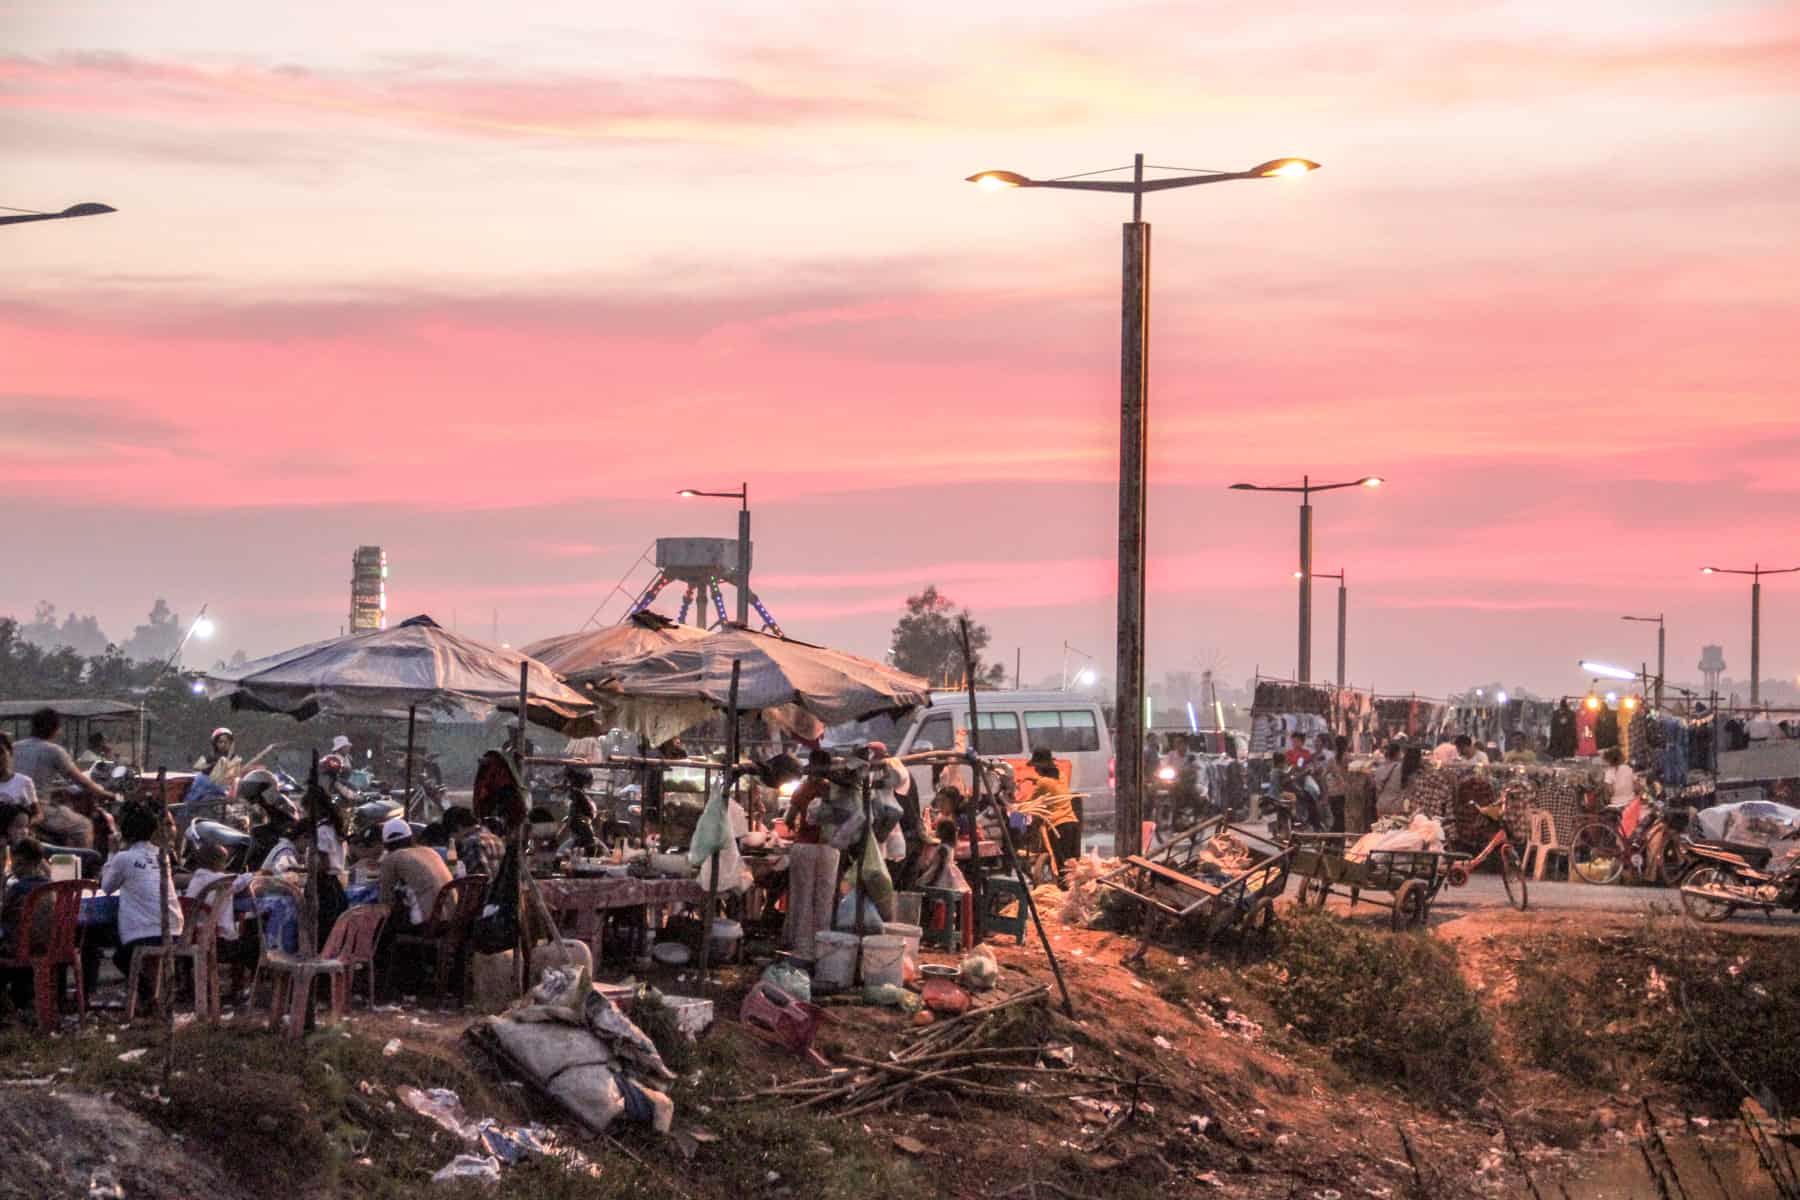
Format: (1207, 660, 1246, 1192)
(537, 875, 706, 963)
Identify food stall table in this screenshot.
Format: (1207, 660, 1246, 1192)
(536, 875, 705, 963)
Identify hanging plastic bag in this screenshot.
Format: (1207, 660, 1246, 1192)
(689, 782, 745, 894)
(850, 829, 895, 908)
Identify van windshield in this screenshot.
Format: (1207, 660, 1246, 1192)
(821, 712, 914, 749)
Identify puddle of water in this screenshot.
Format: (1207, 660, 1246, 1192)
(1525, 1133, 1787, 1199)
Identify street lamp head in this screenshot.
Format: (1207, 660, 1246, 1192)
(1292, 571, 1304, 579)
(1359, 476, 1384, 488)
(1701, 567, 1716, 575)
(1251, 158, 1320, 179)
(1074, 667, 1098, 687)
(676, 489, 699, 498)
(191, 617, 216, 640)
(61, 202, 116, 218)
(1229, 483, 1257, 491)
(966, 170, 1029, 190)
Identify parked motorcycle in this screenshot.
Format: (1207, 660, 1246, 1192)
(1679, 825, 1800, 922)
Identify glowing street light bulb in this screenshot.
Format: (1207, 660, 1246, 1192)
(1496, 691, 1509, 705)
(1254, 158, 1321, 178)
(191, 616, 216, 640)
(190, 679, 206, 695)
(1074, 667, 1098, 687)
(1361, 476, 1384, 488)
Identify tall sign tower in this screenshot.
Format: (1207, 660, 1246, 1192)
(350, 546, 387, 633)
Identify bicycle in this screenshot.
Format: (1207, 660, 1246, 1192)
(1445, 797, 1529, 911)
(1569, 800, 1682, 886)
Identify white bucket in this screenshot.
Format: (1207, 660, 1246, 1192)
(861, 935, 906, 988)
(813, 931, 859, 992)
(48, 854, 80, 883)
(882, 922, 923, 971)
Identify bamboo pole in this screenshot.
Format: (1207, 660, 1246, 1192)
(697, 659, 740, 976)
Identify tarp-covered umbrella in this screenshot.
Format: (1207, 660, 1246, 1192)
(576, 626, 930, 743)
(523, 610, 707, 680)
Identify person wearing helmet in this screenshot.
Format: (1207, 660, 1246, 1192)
(377, 816, 451, 929)
(238, 768, 296, 872)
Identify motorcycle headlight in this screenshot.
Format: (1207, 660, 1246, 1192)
(1157, 766, 1176, 782)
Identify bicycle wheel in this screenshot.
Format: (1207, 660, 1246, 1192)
(1298, 869, 1330, 908)
(1571, 823, 1626, 885)
(1500, 844, 1529, 911)
(1680, 866, 1737, 924)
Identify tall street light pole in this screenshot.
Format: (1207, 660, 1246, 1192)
(1233, 476, 1382, 682)
(967, 153, 1319, 860)
(1621, 614, 1666, 708)
(0, 201, 115, 228)
(678, 483, 751, 626)
(1702, 565, 1800, 706)
(1297, 569, 1348, 686)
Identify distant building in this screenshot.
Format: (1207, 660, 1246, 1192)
(351, 546, 387, 633)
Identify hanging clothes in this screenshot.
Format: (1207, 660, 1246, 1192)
(1548, 703, 1577, 759)
(1595, 704, 1620, 751)
(1576, 705, 1600, 757)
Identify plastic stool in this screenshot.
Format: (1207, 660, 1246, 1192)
(980, 877, 1029, 945)
(922, 887, 974, 952)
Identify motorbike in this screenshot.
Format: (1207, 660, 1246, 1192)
(1679, 824, 1800, 922)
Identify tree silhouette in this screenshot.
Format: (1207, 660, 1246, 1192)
(888, 586, 1007, 689)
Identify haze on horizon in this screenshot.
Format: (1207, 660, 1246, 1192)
(3, 0, 1797, 700)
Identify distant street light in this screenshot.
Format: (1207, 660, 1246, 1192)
(1293, 568, 1350, 687)
(1234, 476, 1381, 682)
(0, 201, 116, 228)
(140, 604, 213, 768)
(1579, 660, 1639, 682)
(969, 152, 1319, 860)
(1701, 565, 1799, 705)
(1621, 614, 1666, 707)
(677, 483, 752, 626)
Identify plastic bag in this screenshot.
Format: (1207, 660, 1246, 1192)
(761, 960, 812, 1004)
(835, 892, 885, 932)
(960, 945, 999, 992)
(688, 783, 745, 894)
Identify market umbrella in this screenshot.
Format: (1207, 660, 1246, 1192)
(576, 626, 930, 742)
(206, 614, 602, 735)
(522, 610, 706, 679)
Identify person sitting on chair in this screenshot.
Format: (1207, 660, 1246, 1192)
(101, 803, 183, 1007)
(377, 817, 452, 929)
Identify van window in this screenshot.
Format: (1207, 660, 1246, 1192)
(1025, 710, 1101, 754)
(971, 712, 1022, 756)
(912, 714, 954, 752)
(912, 712, 1023, 756)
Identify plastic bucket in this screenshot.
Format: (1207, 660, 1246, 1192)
(861, 935, 906, 988)
(882, 922, 923, 971)
(894, 891, 924, 926)
(709, 918, 743, 962)
(48, 854, 81, 883)
(813, 931, 859, 992)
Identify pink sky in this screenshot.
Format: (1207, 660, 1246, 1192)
(3, 0, 1797, 697)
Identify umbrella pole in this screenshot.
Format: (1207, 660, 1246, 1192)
(404, 705, 417, 820)
(514, 663, 530, 997)
(699, 659, 740, 976)
(960, 618, 1075, 1017)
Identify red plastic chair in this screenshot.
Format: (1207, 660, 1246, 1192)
(392, 875, 487, 1008)
(127, 877, 235, 1022)
(0, 879, 97, 1032)
(322, 904, 390, 1012)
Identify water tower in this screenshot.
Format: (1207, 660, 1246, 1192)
(1699, 645, 1726, 695)
(627, 537, 783, 634)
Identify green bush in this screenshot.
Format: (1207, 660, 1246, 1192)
(1646, 936, 1800, 1111)
(1245, 908, 1494, 1104)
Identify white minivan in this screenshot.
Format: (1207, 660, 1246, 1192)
(829, 689, 1115, 827)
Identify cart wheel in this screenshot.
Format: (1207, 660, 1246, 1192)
(1501, 845, 1529, 912)
(1446, 862, 1471, 888)
(1298, 870, 1330, 909)
(1392, 880, 1429, 932)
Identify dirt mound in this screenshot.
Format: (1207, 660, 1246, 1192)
(0, 1088, 247, 1200)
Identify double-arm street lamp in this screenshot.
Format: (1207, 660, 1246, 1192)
(966, 153, 1319, 859)
(1701, 565, 1800, 705)
(1295, 568, 1348, 687)
(1232, 476, 1382, 683)
(1620, 614, 1666, 708)
(0, 201, 116, 228)
(678, 483, 752, 626)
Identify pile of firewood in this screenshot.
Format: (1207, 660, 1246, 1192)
(731, 986, 1164, 1118)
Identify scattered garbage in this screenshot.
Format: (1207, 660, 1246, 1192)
(960, 945, 999, 992)
(116, 1049, 147, 1064)
(431, 1155, 501, 1184)
(382, 1039, 402, 1057)
(760, 960, 812, 1004)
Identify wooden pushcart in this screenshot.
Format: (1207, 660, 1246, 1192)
(1097, 815, 1296, 953)
(1290, 832, 1464, 931)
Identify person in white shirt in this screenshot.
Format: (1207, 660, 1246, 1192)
(1432, 735, 1487, 766)
(101, 804, 183, 1002)
(0, 734, 39, 815)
